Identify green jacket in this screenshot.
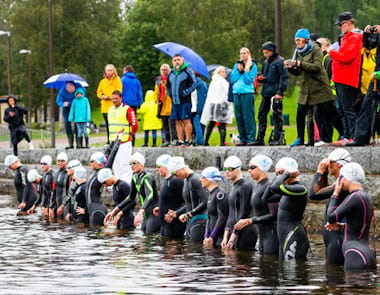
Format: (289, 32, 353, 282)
(289, 44, 333, 106)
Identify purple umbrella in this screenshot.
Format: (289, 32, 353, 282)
(153, 42, 210, 79)
(43, 72, 88, 89)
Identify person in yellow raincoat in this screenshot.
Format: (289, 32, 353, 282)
(138, 90, 163, 147)
(96, 64, 122, 144)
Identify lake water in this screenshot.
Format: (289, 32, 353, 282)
(0, 194, 378, 295)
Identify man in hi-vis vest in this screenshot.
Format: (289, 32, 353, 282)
(108, 90, 138, 185)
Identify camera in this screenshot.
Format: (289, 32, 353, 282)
(370, 26, 377, 33)
(237, 60, 245, 66)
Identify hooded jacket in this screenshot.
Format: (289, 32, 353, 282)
(261, 53, 288, 97)
(68, 88, 91, 123)
(4, 98, 27, 130)
(167, 63, 197, 105)
(121, 72, 143, 107)
(137, 90, 163, 131)
(96, 74, 122, 113)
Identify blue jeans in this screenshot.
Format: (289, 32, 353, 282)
(192, 113, 205, 145)
(233, 93, 256, 143)
(75, 122, 88, 138)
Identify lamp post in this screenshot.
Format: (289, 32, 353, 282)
(0, 30, 12, 94)
(19, 49, 32, 124)
(48, 0, 55, 148)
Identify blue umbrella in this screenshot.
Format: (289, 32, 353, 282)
(153, 42, 210, 79)
(43, 72, 89, 89)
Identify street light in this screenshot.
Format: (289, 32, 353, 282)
(0, 30, 12, 94)
(19, 49, 32, 124)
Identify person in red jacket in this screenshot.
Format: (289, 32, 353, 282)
(328, 12, 363, 145)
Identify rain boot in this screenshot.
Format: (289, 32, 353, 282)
(204, 124, 213, 146)
(65, 134, 74, 149)
(76, 135, 82, 149)
(85, 136, 89, 148)
(219, 124, 226, 146)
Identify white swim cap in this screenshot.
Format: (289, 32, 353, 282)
(156, 154, 171, 168)
(249, 155, 273, 172)
(328, 148, 351, 166)
(97, 168, 113, 183)
(27, 169, 40, 183)
(90, 152, 107, 165)
(168, 156, 186, 173)
(275, 157, 298, 173)
(40, 155, 52, 166)
(223, 156, 242, 169)
(67, 159, 82, 170)
(56, 152, 68, 162)
(130, 152, 146, 166)
(4, 154, 18, 167)
(201, 167, 224, 182)
(340, 162, 365, 184)
(74, 166, 87, 180)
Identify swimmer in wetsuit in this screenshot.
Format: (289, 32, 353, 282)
(200, 167, 228, 248)
(71, 167, 89, 224)
(26, 169, 42, 214)
(325, 162, 376, 272)
(167, 156, 208, 243)
(4, 155, 36, 214)
(101, 168, 136, 230)
(234, 155, 279, 255)
(221, 156, 257, 251)
(308, 148, 352, 265)
(155, 154, 186, 239)
(54, 152, 70, 218)
(265, 157, 309, 260)
(40, 155, 56, 219)
(61, 159, 82, 221)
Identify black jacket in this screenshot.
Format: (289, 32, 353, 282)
(4, 106, 27, 129)
(260, 53, 288, 97)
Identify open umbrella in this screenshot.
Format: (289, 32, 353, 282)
(43, 73, 88, 89)
(153, 42, 210, 79)
(207, 64, 232, 81)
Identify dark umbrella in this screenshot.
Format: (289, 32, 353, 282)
(207, 64, 232, 81)
(153, 42, 210, 79)
(43, 72, 88, 89)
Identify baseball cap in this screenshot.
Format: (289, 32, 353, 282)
(335, 12, 354, 25)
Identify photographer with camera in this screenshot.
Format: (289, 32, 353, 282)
(286, 28, 335, 147)
(345, 24, 380, 146)
(230, 47, 258, 146)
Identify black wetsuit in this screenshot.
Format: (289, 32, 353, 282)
(267, 172, 309, 260)
(309, 172, 350, 265)
(72, 182, 89, 224)
(120, 171, 160, 233)
(176, 172, 208, 243)
(112, 179, 135, 230)
(41, 170, 56, 212)
(251, 178, 279, 255)
(327, 190, 376, 271)
(86, 168, 108, 226)
(226, 178, 257, 250)
(13, 165, 36, 212)
(158, 175, 186, 238)
(62, 177, 76, 218)
(54, 168, 69, 216)
(205, 186, 228, 247)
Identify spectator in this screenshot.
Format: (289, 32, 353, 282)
(191, 74, 208, 145)
(230, 47, 258, 146)
(3, 95, 33, 155)
(154, 63, 178, 147)
(201, 66, 233, 146)
(328, 12, 363, 145)
(253, 41, 288, 146)
(167, 54, 197, 147)
(68, 88, 91, 149)
(137, 90, 163, 147)
(97, 64, 122, 144)
(286, 28, 335, 147)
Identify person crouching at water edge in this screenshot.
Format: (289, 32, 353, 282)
(156, 154, 186, 239)
(4, 155, 36, 215)
(221, 156, 257, 250)
(200, 167, 228, 248)
(263, 157, 309, 260)
(26, 169, 42, 215)
(325, 162, 376, 272)
(101, 168, 136, 230)
(234, 155, 280, 255)
(127, 152, 160, 233)
(167, 156, 208, 242)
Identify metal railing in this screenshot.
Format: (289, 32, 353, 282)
(0, 124, 64, 143)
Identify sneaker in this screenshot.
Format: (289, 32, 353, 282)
(269, 140, 281, 146)
(174, 141, 184, 147)
(332, 138, 352, 146)
(184, 141, 193, 147)
(141, 144, 148, 147)
(235, 142, 247, 146)
(247, 140, 265, 146)
(28, 142, 34, 150)
(314, 140, 330, 147)
(290, 137, 304, 147)
(345, 140, 364, 147)
(160, 142, 170, 147)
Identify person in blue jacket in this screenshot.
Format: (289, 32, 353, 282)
(56, 82, 86, 149)
(192, 74, 208, 145)
(230, 47, 258, 146)
(68, 88, 91, 148)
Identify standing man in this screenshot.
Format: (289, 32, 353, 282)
(252, 41, 288, 146)
(108, 90, 138, 185)
(4, 95, 34, 155)
(328, 12, 363, 145)
(167, 54, 197, 147)
(154, 64, 178, 147)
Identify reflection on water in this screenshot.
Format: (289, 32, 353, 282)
(0, 194, 378, 294)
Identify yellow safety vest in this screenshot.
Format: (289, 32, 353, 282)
(108, 104, 131, 142)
